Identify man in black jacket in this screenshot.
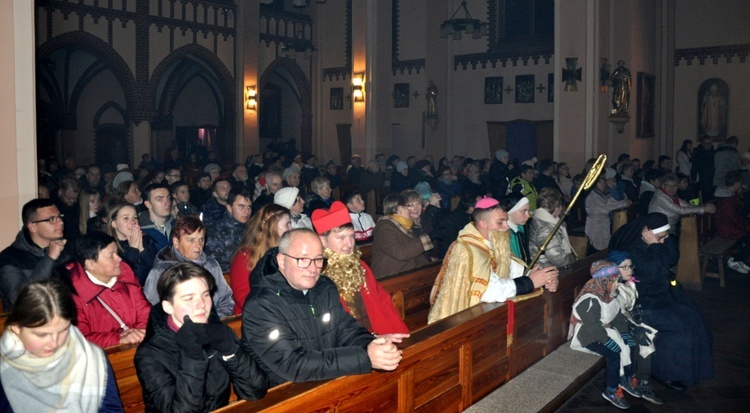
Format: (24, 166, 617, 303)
(0, 199, 70, 311)
(241, 228, 402, 386)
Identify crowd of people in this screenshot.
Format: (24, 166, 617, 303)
(0, 135, 748, 411)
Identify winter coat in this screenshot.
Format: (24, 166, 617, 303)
(138, 214, 173, 253)
(69, 261, 151, 348)
(117, 237, 158, 286)
(349, 212, 375, 244)
(647, 189, 705, 235)
(0, 229, 71, 312)
(585, 190, 630, 250)
(144, 247, 235, 318)
(200, 198, 226, 227)
(714, 188, 750, 239)
(241, 248, 375, 387)
(528, 208, 577, 268)
(135, 305, 268, 412)
(370, 217, 433, 278)
(713, 144, 741, 187)
(205, 211, 246, 272)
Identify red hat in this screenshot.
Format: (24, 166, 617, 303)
(311, 201, 352, 235)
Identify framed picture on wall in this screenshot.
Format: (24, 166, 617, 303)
(484, 77, 503, 104)
(547, 73, 554, 102)
(330, 88, 343, 110)
(636, 72, 655, 138)
(394, 83, 410, 108)
(515, 75, 535, 103)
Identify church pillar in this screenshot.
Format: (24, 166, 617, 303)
(238, 1, 260, 162)
(131, 121, 152, 166)
(351, 0, 368, 160)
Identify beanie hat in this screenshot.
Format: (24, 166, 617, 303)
(116, 163, 129, 171)
(604, 167, 617, 180)
(204, 163, 220, 173)
(274, 187, 299, 209)
(112, 171, 134, 190)
(607, 250, 631, 266)
(414, 182, 432, 201)
(590, 260, 619, 279)
(396, 161, 408, 173)
(495, 149, 509, 161)
(311, 201, 351, 235)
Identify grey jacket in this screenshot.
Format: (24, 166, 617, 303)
(528, 209, 577, 268)
(585, 190, 630, 251)
(647, 189, 704, 234)
(713, 144, 741, 187)
(144, 246, 235, 317)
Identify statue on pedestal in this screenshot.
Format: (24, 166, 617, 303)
(610, 60, 631, 116)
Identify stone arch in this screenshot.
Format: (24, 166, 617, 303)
(259, 57, 313, 154)
(148, 44, 236, 160)
(93, 101, 126, 128)
(37, 31, 139, 119)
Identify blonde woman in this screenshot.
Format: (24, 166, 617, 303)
(78, 187, 101, 235)
(229, 203, 291, 314)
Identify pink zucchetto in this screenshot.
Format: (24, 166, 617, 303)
(474, 196, 500, 210)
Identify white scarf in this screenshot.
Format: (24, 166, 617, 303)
(0, 326, 108, 412)
(533, 207, 572, 255)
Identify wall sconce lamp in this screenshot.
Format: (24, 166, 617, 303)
(246, 86, 257, 111)
(352, 72, 365, 102)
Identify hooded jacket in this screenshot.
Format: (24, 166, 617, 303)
(144, 247, 235, 318)
(68, 261, 151, 348)
(241, 248, 375, 387)
(135, 305, 268, 412)
(138, 213, 173, 253)
(0, 229, 71, 311)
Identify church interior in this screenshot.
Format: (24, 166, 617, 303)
(0, 0, 749, 411)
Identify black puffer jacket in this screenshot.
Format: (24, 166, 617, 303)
(241, 247, 375, 387)
(134, 305, 267, 412)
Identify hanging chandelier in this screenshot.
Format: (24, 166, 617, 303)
(439, 1, 488, 40)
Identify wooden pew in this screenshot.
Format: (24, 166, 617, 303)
(611, 207, 628, 234)
(379, 261, 442, 331)
(215, 252, 605, 413)
(358, 243, 372, 266)
(676, 214, 702, 289)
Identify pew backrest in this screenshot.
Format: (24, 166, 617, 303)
(378, 261, 442, 331)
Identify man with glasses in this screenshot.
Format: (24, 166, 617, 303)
(205, 189, 253, 271)
(0, 199, 70, 310)
(241, 228, 402, 386)
(164, 168, 182, 186)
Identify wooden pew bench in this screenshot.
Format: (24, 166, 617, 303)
(699, 237, 737, 287)
(379, 261, 442, 331)
(214, 252, 605, 412)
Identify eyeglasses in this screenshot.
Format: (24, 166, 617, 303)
(618, 264, 635, 270)
(32, 214, 65, 224)
(281, 253, 326, 269)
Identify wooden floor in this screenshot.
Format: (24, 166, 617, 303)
(556, 264, 750, 412)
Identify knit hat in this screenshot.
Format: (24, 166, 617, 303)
(396, 161, 408, 173)
(475, 196, 499, 209)
(604, 167, 617, 180)
(274, 187, 299, 209)
(116, 163, 130, 171)
(204, 163, 220, 173)
(112, 171, 134, 190)
(590, 260, 619, 279)
(282, 166, 300, 181)
(311, 201, 351, 235)
(607, 250, 631, 265)
(495, 149, 509, 161)
(414, 182, 432, 201)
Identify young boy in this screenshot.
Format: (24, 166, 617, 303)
(344, 191, 375, 244)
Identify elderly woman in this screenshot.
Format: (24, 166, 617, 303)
(304, 175, 334, 215)
(585, 175, 631, 252)
(67, 231, 151, 348)
(610, 213, 714, 389)
(402, 189, 444, 239)
(282, 166, 302, 191)
(143, 215, 235, 317)
(528, 188, 577, 268)
(370, 194, 434, 278)
(648, 173, 715, 236)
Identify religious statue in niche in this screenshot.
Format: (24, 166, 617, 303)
(697, 79, 728, 139)
(610, 60, 632, 115)
(425, 81, 438, 118)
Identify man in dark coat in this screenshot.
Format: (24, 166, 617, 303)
(489, 149, 512, 198)
(241, 229, 402, 386)
(0, 199, 70, 311)
(431, 192, 476, 257)
(691, 135, 716, 202)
